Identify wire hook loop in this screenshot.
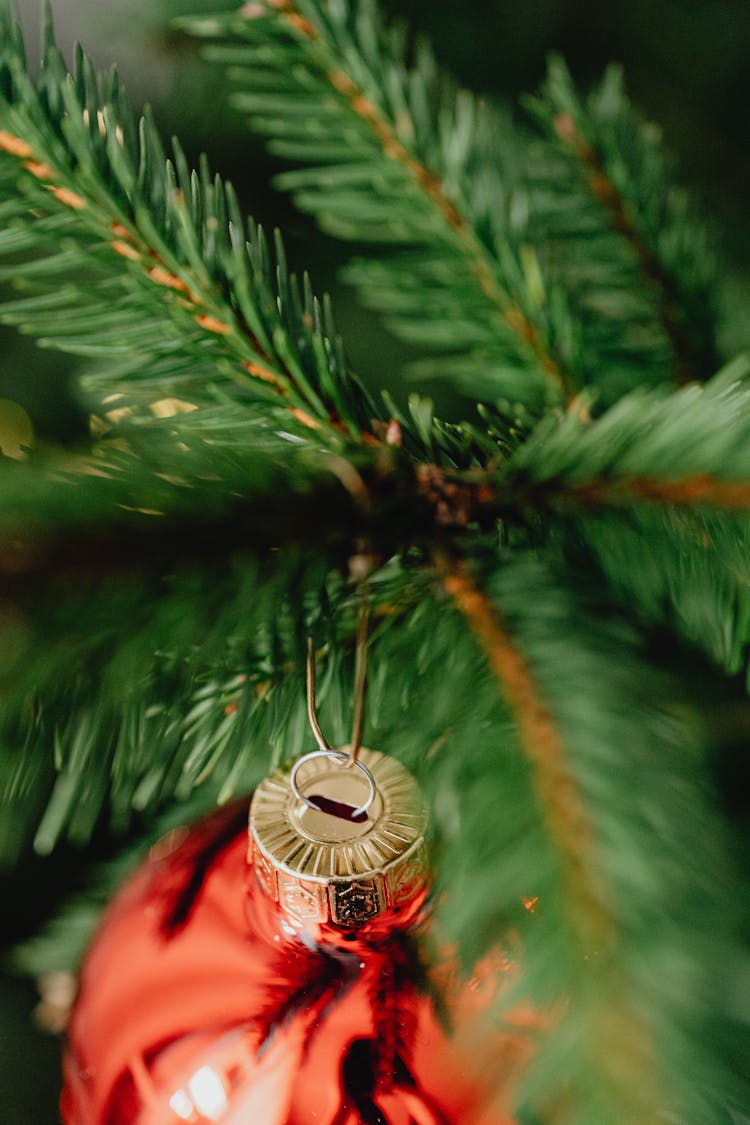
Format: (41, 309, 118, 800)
(289, 749, 377, 820)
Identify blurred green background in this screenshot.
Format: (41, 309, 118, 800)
(1, 1, 749, 1121)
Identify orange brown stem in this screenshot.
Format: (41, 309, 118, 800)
(443, 559, 666, 1115)
(442, 560, 613, 948)
(263, 1, 573, 403)
(0, 130, 34, 158)
(0, 116, 356, 438)
(574, 473, 750, 509)
(553, 113, 713, 386)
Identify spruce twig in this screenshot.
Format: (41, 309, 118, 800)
(527, 59, 720, 390)
(269, 5, 573, 401)
(0, 7, 382, 442)
(442, 560, 609, 944)
(184, 0, 578, 408)
(551, 111, 704, 386)
(503, 378, 750, 511)
(437, 555, 741, 1125)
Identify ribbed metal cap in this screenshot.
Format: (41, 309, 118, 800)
(248, 748, 428, 928)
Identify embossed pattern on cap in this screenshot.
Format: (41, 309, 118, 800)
(249, 748, 428, 927)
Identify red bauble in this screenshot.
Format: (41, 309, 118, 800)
(61, 797, 530, 1125)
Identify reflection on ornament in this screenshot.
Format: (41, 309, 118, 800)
(61, 768, 534, 1125)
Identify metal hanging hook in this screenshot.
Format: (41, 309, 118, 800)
(306, 636, 332, 752)
(305, 587, 371, 766)
(348, 589, 370, 765)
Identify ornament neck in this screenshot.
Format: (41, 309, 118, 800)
(248, 747, 428, 931)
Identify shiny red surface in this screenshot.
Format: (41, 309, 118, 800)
(61, 801, 530, 1125)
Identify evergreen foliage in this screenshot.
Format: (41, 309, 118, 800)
(0, 3, 748, 1124)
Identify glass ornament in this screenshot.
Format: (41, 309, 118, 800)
(61, 750, 532, 1125)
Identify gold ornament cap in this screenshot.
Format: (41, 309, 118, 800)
(248, 748, 428, 928)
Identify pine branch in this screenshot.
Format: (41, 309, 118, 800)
(0, 6, 381, 442)
(441, 555, 745, 1125)
(0, 419, 497, 869)
(0, 558, 295, 864)
(526, 58, 720, 389)
(182, 0, 579, 409)
(0, 427, 386, 578)
(558, 505, 750, 676)
(502, 373, 750, 512)
(1, 406, 463, 863)
(0, 402, 516, 614)
(1, 534, 420, 864)
(442, 559, 613, 953)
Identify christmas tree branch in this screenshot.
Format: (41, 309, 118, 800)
(0, 537, 431, 866)
(527, 58, 719, 388)
(442, 559, 612, 952)
(8, 376, 750, 613)
(551, 111, 700, 386)
(10, 374, 750, 600)
(560, 506, 750, 675)
(0, 539, 383, 863)
(0, 7, 380, 441)
(557, 475, 750, 508)
(0, 404, 511, 602)
(441, 557, 660, 1124)
(440, 555, 743, 1124)
(183, 0, 577, 408)
(503, 376, 750, 512)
